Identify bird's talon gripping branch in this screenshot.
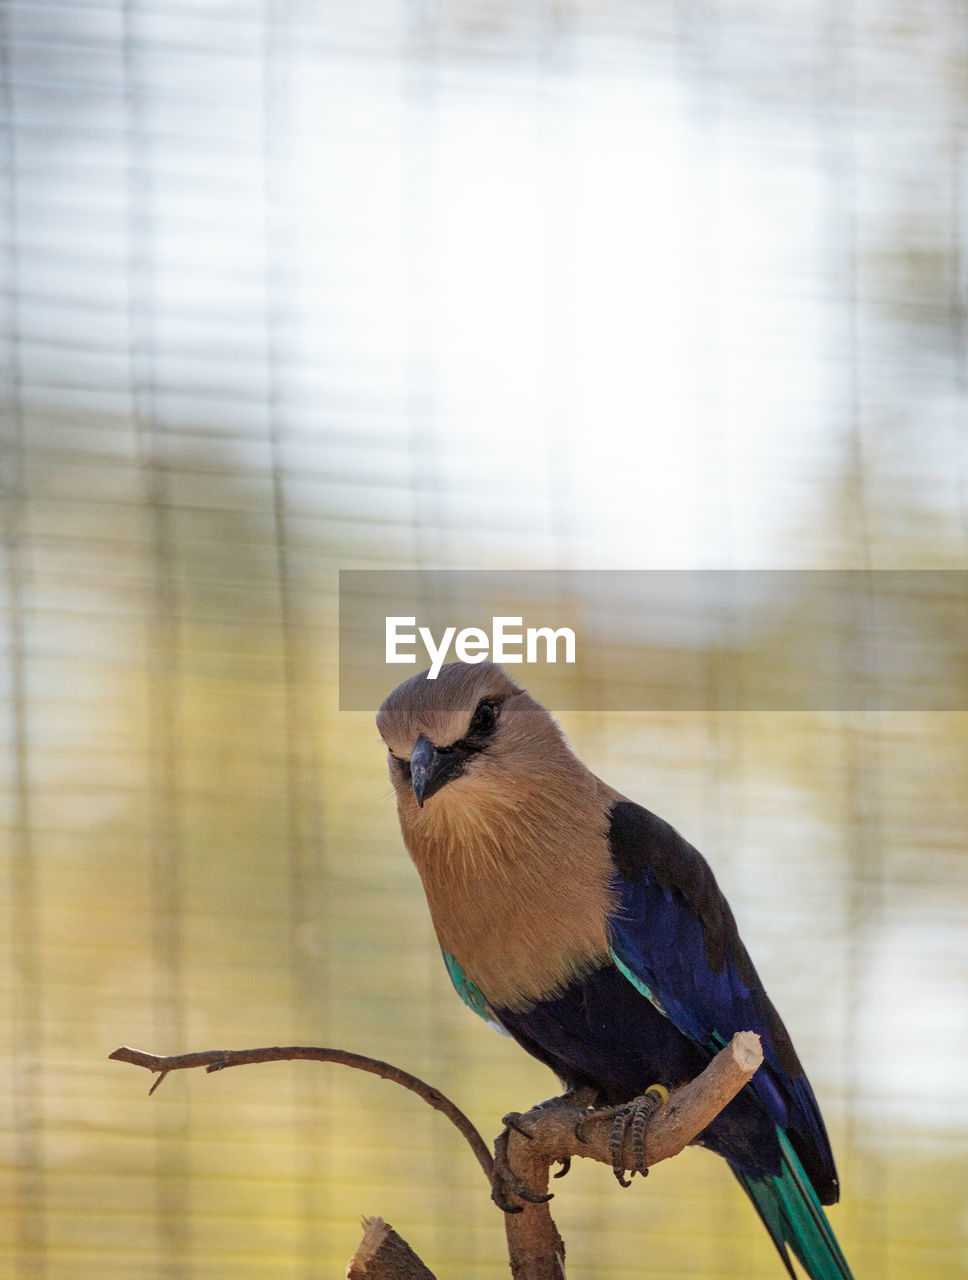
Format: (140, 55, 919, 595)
(490, 1184, 525, 1214)
(609, 1108, 635, 1186)
(490, 1181, 525, 1214)
(630, 1107, 649, 1177)
(501, 1111, 534, 1140)
(609, 1084, 670, 1182)
(578, 1084, 671, 1185)
(630, 1085, 668, 1176)
(492, 1120, 555, 1212)
(573, 1106, 597, 1144)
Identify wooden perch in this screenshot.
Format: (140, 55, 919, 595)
(505, 1029, 763, 1176)
(110, 1031, 763, 1280)
(347, 1216, 436, 1280)
(497, 1031, 763, 1280)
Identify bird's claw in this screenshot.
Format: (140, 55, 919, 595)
(611, 1084, 669, 1184)
(491, 1118, 554, 1213)
(501, 1111, 534, 1140)
(573, 1106, 597, 1144)
(575, 1084, 670, 1186)
(491, 1087, 603, 1209)
(609, 1109, 635, 1186)
(490, 1183, 525, 1214)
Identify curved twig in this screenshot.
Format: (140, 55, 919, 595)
(108, 1044, 494, 1182)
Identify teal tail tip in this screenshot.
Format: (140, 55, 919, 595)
(734, 1131, 855, 1280)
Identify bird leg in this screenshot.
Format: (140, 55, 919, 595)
(575, 1084, 670, 1186)
(491, 1087, 601, 1212)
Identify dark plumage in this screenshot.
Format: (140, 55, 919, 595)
(377, 662, 854, 1280)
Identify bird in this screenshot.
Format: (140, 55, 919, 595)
(376, 661, 854, 1280)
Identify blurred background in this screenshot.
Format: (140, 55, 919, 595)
(2, 2, 967, 1278)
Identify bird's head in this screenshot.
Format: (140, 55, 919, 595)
(376, 662, 576, 816)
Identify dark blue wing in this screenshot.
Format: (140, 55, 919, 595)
(607, 799, 839, 1205)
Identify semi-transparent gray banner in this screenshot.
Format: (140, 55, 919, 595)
(339, 570, 968, 711)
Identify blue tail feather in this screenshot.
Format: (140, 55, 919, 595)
(732, 1130, 854, 1280)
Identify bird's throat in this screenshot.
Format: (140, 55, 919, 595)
(403, 782, 615, 1012)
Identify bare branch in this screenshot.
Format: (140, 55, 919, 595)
(108, 1043, 493, 1183)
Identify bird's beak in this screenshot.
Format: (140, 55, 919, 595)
(410, 733, 467, 807)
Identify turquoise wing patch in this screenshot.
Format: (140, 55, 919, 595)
(442, 951, 508, 1035)
(610, 945, 670, 1018)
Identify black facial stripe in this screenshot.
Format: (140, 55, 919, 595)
(390, 752, 412, 781)
(398, 695, 504, 783)
(419, 746, 470, 801)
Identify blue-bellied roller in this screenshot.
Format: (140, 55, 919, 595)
(377, 662, 853, 1280)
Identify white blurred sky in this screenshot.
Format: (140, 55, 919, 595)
(7, 3, 966, 569)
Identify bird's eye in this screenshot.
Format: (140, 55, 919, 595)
(470, 698, 500, 736)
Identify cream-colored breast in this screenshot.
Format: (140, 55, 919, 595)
(401, 772, 616, 1012)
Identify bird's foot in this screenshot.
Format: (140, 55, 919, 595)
(491, 1114, 554, 1213)
(491, 1088, 600, 1212)
(575, 1085, 670, 1186)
